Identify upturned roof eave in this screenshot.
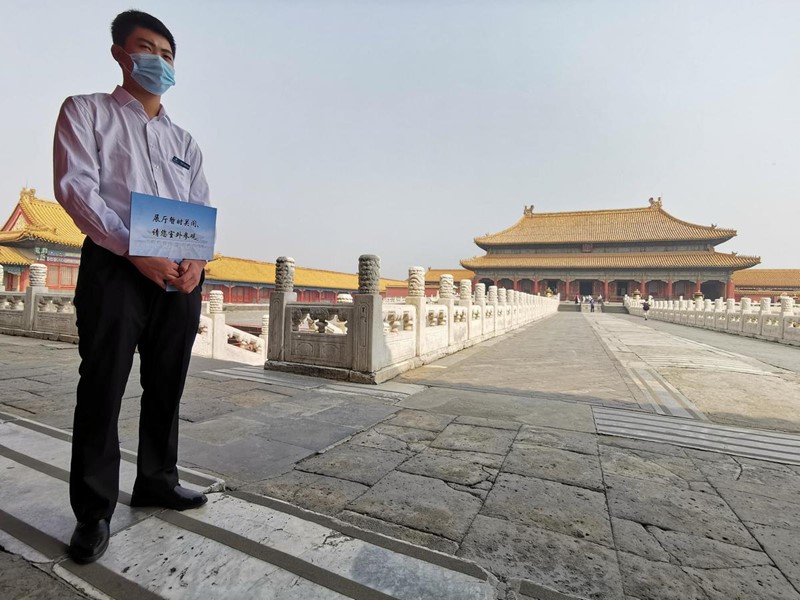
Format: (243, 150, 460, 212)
(460, 252, 761, 271)
(474, 233, 737, 248)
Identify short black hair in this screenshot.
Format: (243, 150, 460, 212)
(111, 10, 176, 56)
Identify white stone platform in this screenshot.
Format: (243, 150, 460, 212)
(0, 411, 494, 599)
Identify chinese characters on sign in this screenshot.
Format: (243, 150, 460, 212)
(129, 192, 216, 261)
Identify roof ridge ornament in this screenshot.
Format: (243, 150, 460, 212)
(523, 204, 535, 217)
(20, 187, 37, 202)
(648, 196, 662, 209)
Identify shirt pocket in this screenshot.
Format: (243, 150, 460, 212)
(166, 159, 192, 200)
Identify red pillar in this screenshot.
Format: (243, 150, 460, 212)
(726, 279, 735, 299)
(666, 279, 673, 299)
(640, 278, 646, 296)
(695, 278, 702, 296)
(513, 277, 519, 291)
(565, 277, 571, 298)
(603, 279, 609, 299)
(533, 275, 539, 294)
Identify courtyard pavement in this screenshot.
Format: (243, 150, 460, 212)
(2, 312, 800, 599)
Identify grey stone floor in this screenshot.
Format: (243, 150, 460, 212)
(2, 312, 800, 599)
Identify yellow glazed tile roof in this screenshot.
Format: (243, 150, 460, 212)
(0, 189, 84, 248)
(475, 200, 736, 246)
(461, 251, 760, 270)
(732, 269, 800, 288)
(206, 255, 407, 292)
(424, 268, 475, 284)
(0, 246, 32, 265)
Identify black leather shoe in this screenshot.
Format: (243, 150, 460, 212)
(130, 485, 207, 511)
(69, 519, 110, 564)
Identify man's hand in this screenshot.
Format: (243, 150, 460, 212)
(126, 256, 180, 289)
(170, 259, 205, 294)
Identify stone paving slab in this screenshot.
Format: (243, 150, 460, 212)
(0, 552, 85, 599)
(750, 524, 800, 590)
(598, 444, 705, 489)
(243, 470, 370, 514)
(431, 423, 518, 455)
(503, 446, 604, 490)
(398, 387, 598, 433)
(297, 444, 411, 486)
(683, 564, 800, 600)
(515, 424, 598, 455)
(397, 450, 496, 486)
(458, 514, 624, 599)
(382, 408, 456, 431)
(605, 474, 760, 549)
(347, 471, 483, 542)
(610, 517, 671, 563)
(483, 473, 614, 547)
(617, 552, 708, 600)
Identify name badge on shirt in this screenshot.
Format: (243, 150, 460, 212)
(171, 156, 191, 170)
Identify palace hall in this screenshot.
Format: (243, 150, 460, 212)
(460, 199, 761, 301)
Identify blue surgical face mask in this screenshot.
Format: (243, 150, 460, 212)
(124, 51, 176, 96)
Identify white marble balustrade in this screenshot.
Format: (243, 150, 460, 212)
(266, 257, 560, 383)
(624, 294, 799, 347)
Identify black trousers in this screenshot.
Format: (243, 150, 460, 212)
(70, 238, 202, 522)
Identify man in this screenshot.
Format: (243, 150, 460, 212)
(53, 10, 211, 564)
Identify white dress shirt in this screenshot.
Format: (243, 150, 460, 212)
(53, 86, 210, 256)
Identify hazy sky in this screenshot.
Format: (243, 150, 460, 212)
(2, 0, 798, 279)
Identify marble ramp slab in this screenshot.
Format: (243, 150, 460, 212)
(0, 413, 494, 599)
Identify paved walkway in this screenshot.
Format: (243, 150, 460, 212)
(2, 312, 800, 599)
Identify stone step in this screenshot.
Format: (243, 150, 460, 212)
(594, 406, 800, 465)
(0, 412, 494, 600)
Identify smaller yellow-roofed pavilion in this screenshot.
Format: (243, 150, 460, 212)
(0, 188, 407, 300)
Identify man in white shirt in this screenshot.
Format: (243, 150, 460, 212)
(53, 10, 210, 564)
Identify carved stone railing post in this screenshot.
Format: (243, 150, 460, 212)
(740, 298, 752, 312)
(458, 279, 478, 338)
(209, 290, 224, 313)
(780, 296, 795, 313)
(437, 274, 456, 346)
(406, 266, 427, 359)
(29, 263, 47, 288)
(208, 290, 228, 360)
(260, 314, 270, 349)
(0, 265, 4, 292)
(714, 298, 724, 311)
(726, 299, 736, 312)
(23, 263, 48, 331)
(438, 275, 454, 300)
(353, 255, 384, 373)
(459, 280, 472, 305)
(487, 286, 499, 334)
(475, 283, 486, 305)
(473, 283, 487, 338)
(268, 256, 297, 362)
(760, 298, 771, 314)
(408, 266, 425, 298)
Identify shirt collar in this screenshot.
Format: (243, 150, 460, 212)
(111, 86, 170, 121)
